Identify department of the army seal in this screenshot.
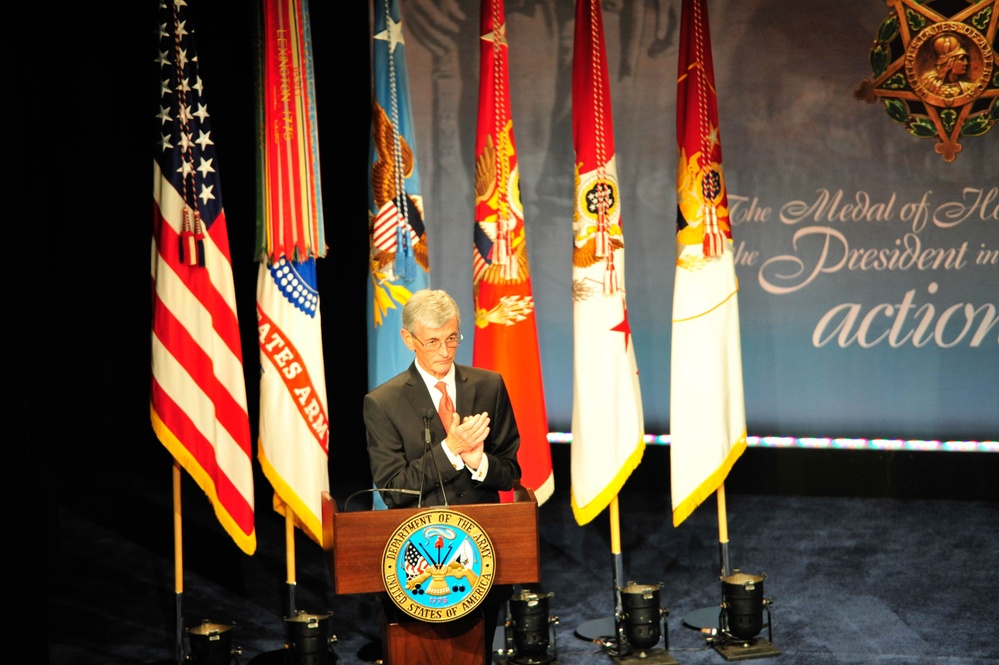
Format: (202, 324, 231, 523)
(381, 509, 495, 623)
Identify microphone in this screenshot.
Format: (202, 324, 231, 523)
(423, 408, 450, 508)
(342, 488, 420, 512)
(422, 408, 433, 447)
(419, 409, 434, 508)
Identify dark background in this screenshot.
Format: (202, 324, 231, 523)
(22, 2, 373, 494)
(19, 0, 373, 603)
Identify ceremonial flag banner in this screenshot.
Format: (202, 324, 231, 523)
(472, 0, 554, 505)
(257, 0, 329, 544)
(671, 0, 747, 527)
(257, 259, 328, 543)
(151, 0, 255, 555)
(369, 0, 431, 392)
(569, 0, 645, 526)
(258, 0, 325, 263)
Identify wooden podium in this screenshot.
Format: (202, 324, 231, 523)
(321, 485, 541, 665)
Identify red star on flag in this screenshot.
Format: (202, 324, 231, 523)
(611, 302, 632, 350)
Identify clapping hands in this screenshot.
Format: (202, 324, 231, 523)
(445, 411, 490, 470)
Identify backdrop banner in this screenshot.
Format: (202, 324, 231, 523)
(399, 0, 997, 440)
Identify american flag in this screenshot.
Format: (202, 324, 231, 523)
(151, 0, 255, 555)
(404, 542, 429, 580)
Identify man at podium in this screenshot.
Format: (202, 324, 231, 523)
(363, 288, 522, 661)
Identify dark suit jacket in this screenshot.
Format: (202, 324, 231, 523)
(364, 362, 522, 508)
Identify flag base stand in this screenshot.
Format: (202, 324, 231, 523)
(710, 638, 781, 661)
(248, 611, 337, 665)
(609, 648, 678, 665)
(248, 650, 287, 665)
(356, 640, 381, 663)
(681, 606, 720, 632)
(573, 617, 616, 643)
(248, 644, 340, 665)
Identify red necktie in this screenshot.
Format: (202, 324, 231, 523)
(436, 381, 455, 433)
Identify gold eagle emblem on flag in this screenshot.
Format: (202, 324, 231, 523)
(572, 162, 624, 269)
(369, 101, 429, 273)
(675, 146, 731, 271)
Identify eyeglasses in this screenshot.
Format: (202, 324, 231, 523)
(409, 331, 463, 352)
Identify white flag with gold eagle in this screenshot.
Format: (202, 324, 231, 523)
(671, 0, 747, 528)
(570, 0, 645, 526)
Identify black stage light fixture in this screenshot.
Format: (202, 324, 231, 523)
(186, 620, 241, 665)
(283, 610, 337, 665)
(710, 570, 781, 661)
(609, 582, 677, 665)
(508, 589, 558, 665)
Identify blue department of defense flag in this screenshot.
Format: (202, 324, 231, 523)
(368, 0, 430, 391)
(670, 0, 747, 528)
(151, 0, 255, 555)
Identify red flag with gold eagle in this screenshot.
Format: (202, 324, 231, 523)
(569, 0, 645, 526)
(471, 0, 553, 505)
(671, 0, 747, 527)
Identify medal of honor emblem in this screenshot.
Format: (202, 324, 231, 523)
(381, 509, 496, 623)
(855, 0, 998, 161)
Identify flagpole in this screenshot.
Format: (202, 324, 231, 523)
(717, 483, 731, 577)
(285, 512, 298, 617)
(573, 495, 626, 643)
(609, 495, 625, 619)
(172, 462, 185, 665)
(677, 488, 734, 634)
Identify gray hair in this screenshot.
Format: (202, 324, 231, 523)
(402, 289, 461, 331)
